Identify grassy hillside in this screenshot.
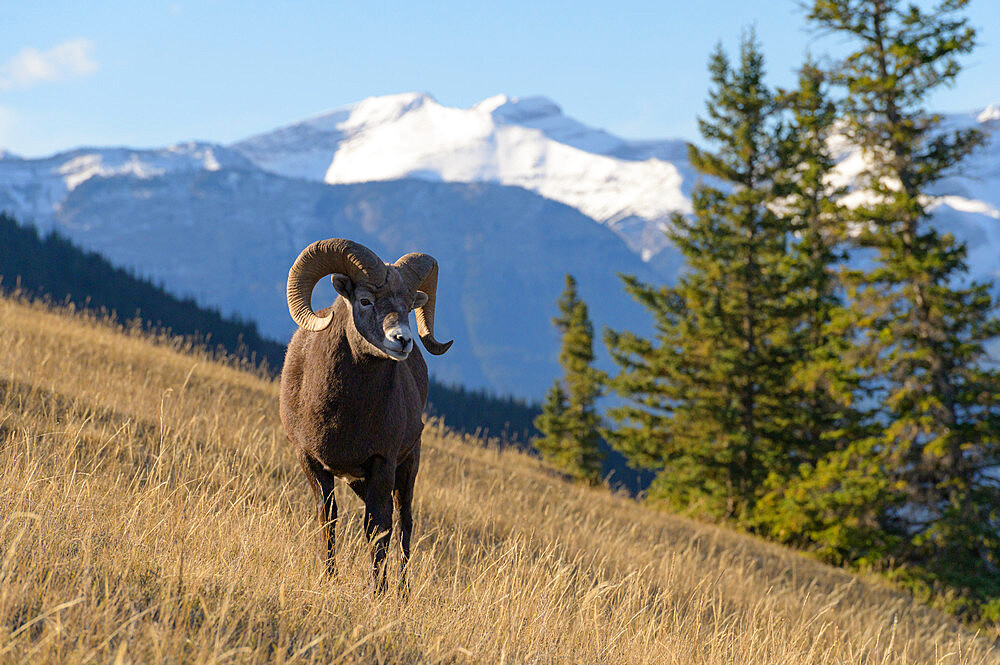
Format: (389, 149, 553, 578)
(1, 295, 998, 664)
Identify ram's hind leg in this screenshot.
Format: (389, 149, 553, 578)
(296, 449, 338, 575)
(393, 448, 419, 592)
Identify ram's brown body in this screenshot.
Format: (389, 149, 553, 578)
(280, 298, 428, 481)
(279, 238, 450, 592)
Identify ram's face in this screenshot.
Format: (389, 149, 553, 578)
(333, 268, 428, 361)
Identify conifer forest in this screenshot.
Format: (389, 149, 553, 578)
(539, 0, 1000, 624)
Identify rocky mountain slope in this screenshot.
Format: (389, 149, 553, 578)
(0, 150, 663, 396)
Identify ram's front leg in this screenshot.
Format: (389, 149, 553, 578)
(364, 455, 396, 593)
(393, 448, 419, 593)
(296, 448, 338, 575)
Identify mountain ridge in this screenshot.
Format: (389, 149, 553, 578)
(1, 92, 999, 396)
(231, 92, 697, 259)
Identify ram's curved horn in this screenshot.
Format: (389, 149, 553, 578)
(286, 239, 387, 332)
(394, 253, 453, 355)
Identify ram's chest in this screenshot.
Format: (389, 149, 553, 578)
(323, 399, 410, 443)
(302, 385, 421, 469)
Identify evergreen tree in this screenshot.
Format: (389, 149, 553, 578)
(802, 0, 1000, 616)
(534, 380, 571, 461)
(605, 32, 806, 519)
(751, 61, 875, 541)
(533, 275, 605, 484)
(779, 60, 863, 457)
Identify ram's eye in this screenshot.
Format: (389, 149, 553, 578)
(359, 298, 373, 307)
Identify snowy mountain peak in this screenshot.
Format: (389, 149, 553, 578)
(474, 94, 563, 124)
(473, 93, 513, 113)
(228, 94, 999, 268)
(342, 91, 437, 129)
(231, 93, 693, 258)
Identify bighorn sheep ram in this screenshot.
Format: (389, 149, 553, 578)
(279, 238, 452, 590)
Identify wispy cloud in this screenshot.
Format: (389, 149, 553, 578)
(0, 39, 98, 91)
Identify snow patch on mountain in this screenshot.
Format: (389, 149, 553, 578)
(0, 142, 253, 229)
(58, 144, 227, 190)
(978, 104, 1000, 124)
(928, 196, 1000, 220)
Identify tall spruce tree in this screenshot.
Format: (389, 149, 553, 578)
(533, 275, 605, 484)
(751, 61, 875, 543)
(605, 32, 806, 519)
(779, 60, 863, 457)
(803, 0, 1000, 615)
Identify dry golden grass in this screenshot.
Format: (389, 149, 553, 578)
(1, 294, 998, 664)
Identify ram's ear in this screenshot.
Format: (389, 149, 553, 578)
(413, 291, 429, 310)
(331, 273, 354, 300)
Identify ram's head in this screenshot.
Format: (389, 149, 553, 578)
(286, 238, 452, 360)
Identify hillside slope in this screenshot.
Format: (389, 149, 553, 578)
(1, 296, 996, 664)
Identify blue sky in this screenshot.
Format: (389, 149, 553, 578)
(3, 0, 999, 157)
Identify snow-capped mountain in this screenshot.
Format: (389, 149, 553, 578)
(232, 92, 696, 261)
(233, 92, 1000, 283)
(1, 93, 998, 397)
